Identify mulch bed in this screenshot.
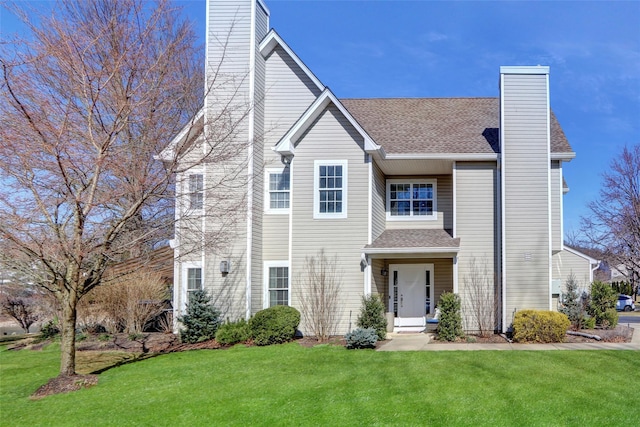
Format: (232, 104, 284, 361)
(31, 374, 99, 400)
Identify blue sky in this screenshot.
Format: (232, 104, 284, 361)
(3, 0, 639, 235)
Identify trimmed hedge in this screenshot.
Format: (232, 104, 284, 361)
(250, 305, 300, 346)
(437, 292, 464, 341)
(513, 310, 570, 343)
(215, 319, 251, 345)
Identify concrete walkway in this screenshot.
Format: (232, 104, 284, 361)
(378, 323, 640, 351)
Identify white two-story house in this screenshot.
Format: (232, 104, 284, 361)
(163, 0, 597, 334)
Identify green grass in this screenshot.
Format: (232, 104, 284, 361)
(1, 343, 639, 426)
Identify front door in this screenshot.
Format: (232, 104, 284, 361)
(390, 264, 434, 327)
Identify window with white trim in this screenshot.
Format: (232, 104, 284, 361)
(314, 160, 347, 219)
(188, 174, 203, 210)
(386, 179, 437, 220)
(265, 168, 290, 213)
(186, 267, 202, 303)
(264, 262, 289, 307)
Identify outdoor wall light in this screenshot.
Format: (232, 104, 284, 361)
(381, 268, 388, 277)
(220, 260, 230, 274)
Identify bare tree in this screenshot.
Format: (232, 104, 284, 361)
(0, 0, 249, 377)
(297, 250, 342, 342)
(0, 286, 41, 333)
(462, 257, 498, 337)
(581, 144, 640, 294)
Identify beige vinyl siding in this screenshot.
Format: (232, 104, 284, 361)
(264, 46, 323, 149)
(550, 161, 563, 253)
(371, 258, 386, 296)
(455, 162, 499, 331)
(290, 105, 369, 334)
(384, 174, 453, 230)
(263, 215, 289, 260)
(552, 250, 593, 289)
(261, 41, 323, 309)
(207, 0, 252, 111)
(371, 162, 386, 241)
(502, 72, 551, 323)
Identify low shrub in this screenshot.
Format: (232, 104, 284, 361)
(513, 310, 570, 343)
(178, 290, 221, 344)
(437, 292, 464, 341)
(250, 305, 300, 346)
(345, 327, 378, 349)
(215, 319, 252, 345)
(356, 294, 387, 340)
(38, 319, 60, 341)
(598, 308, 618, 329)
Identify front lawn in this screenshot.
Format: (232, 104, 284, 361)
(1, 343, 638, 426)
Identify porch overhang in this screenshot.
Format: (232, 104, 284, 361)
(363, 229, 460, 259)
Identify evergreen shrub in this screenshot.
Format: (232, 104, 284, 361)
(345, 327, 377, 349)
(513, 310, 570, 343)
(215, 319, 251, 345)
(250, 305, 300, 346)
(356, 294, 387, 340)
(178, 290, 221, 343)
(437, 292, 464, 341)
(559, 274, 592, 330)
(588, 281, 618, 329)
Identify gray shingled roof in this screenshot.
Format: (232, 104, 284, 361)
(365, 229, 460, 250)
(340, 98, 572, 155)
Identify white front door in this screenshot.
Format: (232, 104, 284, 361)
(390, 264, 434, 327)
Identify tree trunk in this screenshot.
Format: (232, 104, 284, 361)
(59, 293, 78, 376)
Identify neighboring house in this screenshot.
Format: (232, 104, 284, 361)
(551, 246, 600, 309)
(163, 0, 593, 333)
(610, 264, 629, 282)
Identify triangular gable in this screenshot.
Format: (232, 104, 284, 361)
(273, 88, 381, 157)
(157, 108, 204, 161)
(259, 29, 324, 92)
(563, 245, 600, 265)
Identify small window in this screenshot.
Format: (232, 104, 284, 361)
(314, 160, 347, 219)
(186, 267, 202, 303)
(268, 266, 289, 307)
(265, 168, 290, 213)
(386, 179, 436, 220)
(189, 174, 203, 210)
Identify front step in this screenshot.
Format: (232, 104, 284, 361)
(393, 326, 426, 333)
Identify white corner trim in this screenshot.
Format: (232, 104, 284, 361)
(452, 162, 457, 237)
(499, 72, 507, 333)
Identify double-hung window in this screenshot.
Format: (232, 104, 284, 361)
(314, 160, 347, 219)
(188, 174, 203, 210)
(265, 168, 290, 213)
(264, 262, 289, 307)
(386, 179, 437, 220)
(186, 267, 202, 303)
